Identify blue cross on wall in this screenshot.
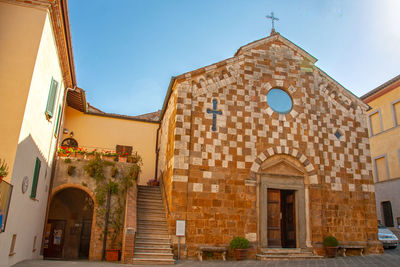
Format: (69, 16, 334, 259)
(207, 99, 222, 131)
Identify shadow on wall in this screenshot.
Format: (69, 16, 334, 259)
(0, 134, 52, 266)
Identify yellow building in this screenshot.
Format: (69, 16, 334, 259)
(0, 0, 76, 265)
(361, 74, 400, 231)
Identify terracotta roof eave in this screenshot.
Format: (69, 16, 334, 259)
(360, 74, 400, 101)
(61, 0, 77, 87)
(85, 111, 160, 124)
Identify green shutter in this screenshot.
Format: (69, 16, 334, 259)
(30, 157, 41, 199)
(45, 78, 58, 117)
(54, 105, 62, 136)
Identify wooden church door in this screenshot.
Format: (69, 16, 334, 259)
(267, 189, 297, 248)
(267, 189, 281, 247)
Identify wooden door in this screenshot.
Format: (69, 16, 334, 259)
(267, 189, 281, 247)
(44, 219, 66, 259)
(282, 191, 296, 248)
(79, 219, 92, 258)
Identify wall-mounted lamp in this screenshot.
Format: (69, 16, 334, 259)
(63, 128, 68, 134)
(70, 131, 74, 138)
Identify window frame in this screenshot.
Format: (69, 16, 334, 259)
(45, 77, 59, 119)
(368, 109, 383, 136)
(30, 157, 41, 199)
(373, 154, 390, 182)
(391, 98, 400, 127)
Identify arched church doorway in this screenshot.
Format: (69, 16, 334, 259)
(257, 153, 312, 250)
(44, 187, 94, 259)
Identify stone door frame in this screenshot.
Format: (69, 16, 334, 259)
(258, 173, 311, 249)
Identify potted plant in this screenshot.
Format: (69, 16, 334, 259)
(102, 151, 116, 162)
(147, 179, 159, 186)
(118, 152, 128, 163)
(57, 146, 67, 157)
(75, 147, 85, 159)
(323, 236, 339, 258)
(0, 159, 9, 183)
(230, 236, 250, 261)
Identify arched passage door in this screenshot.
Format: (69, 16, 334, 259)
(44, 187, 94, 259)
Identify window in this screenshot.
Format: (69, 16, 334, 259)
(32, 236, 37, 252)
(9, 234, 16, 256)
(54, 105, 62, 137)
(368, 110, 383, 136)
(374, 155, 389, 182)
(391, 99, 400, 126)
(30, 157, 41, 199)
(382, 201, 394, 227)
(116, 145, 132, 156)
(45, 78, 58, 119)
(267, 88, 293, 114)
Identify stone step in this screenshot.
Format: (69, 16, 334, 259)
(135, 240, 171, 247)
(137, 207, 165, 213)
(136, 233, 169, 239)
(138, 220, 167, 226)
(137, 225, 168, 231)
(256, 254, 323, 260)
(137, 215, 166, 221)
(261, 248, 302, 254)
(137, 229, 169, 235)
(137, 194, 162, 201)
(137, 201, 164, 207)
(133, 252, 174, 259)
(134, 246, 172, 253)
(135, 236, 171, 243)
(131, 258, 175, 265)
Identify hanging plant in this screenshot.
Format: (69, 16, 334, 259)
(0, 159, 9, 181)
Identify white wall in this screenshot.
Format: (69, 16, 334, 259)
(0, 10, 65, 267)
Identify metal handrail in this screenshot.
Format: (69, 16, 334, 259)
(159, 173, 170, 215)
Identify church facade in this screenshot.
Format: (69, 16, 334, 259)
(157, 32, 383, 258)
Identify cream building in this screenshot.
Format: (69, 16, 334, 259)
(361, 74, 400, 232)
(0, 0, 76, 266)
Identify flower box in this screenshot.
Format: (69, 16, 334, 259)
(118, 156, 127, 163)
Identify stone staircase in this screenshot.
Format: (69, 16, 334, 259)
(132, 185, 175, 265)
(257, 248, 323, 260)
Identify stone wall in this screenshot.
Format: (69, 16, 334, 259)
(52, 156, 138, 260)
(158, 34, 383, 258)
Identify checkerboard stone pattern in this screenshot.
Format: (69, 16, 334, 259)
(157, 36, 382, 258)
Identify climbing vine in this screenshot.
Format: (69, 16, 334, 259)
(85, 153, 142, 251)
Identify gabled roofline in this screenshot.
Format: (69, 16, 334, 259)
(234, 32, 318, 64)
(360, 74, 400, 103)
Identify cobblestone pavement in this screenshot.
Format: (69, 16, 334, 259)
(14, 247, 400, 267)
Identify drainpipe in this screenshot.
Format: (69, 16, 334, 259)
(40, 86, 78, 255)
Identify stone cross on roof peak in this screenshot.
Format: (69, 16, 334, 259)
(266, 12, 279, 35)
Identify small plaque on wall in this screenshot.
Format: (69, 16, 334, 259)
(176, 220, 185, 236)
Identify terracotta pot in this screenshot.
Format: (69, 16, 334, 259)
(105, 249, 120, 261)
(75, 153, 84, 159)
(118, 156, 127, 163)
(58, 152, 67, 157)
(234, 248, 248, 261)
(325, 246, 338, 258)
(102, 155, 114, 162)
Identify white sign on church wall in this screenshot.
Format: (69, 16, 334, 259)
(176, 220, 185, 236)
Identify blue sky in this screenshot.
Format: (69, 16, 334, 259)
(68, 0, 400, 116)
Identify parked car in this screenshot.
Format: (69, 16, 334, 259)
(378, 223, 398, 249)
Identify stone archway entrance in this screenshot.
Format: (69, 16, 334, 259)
(44, 187, 94, 259)
(257, 155, 312, 250)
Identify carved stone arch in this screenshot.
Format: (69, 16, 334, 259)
(197, 76, 207, 88)
(249, 146, 318, 185)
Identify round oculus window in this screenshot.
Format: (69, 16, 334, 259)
(267, 88, 293, 114)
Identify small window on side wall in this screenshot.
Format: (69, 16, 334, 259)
(45, 78, 58, 119)
(374, 155, 389, 182)
(391, 99, 400, 126)
(368, 110, 382, 136)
